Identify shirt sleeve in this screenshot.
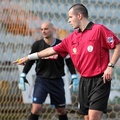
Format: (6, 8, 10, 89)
(100, 25, 120, 49)
(53, 39, 68, 58)
(65, 57, 76, 74)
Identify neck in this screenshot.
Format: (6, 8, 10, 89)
(44, 36, 55, 45)
(80, 19, 90, 31)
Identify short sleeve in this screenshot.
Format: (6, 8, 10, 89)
(53, 39, 68, 58)
(100, 25, 120, 49)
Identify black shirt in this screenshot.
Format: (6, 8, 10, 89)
(23, 38, 75, 79)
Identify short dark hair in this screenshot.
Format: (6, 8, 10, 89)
(69, 3, 88, 18)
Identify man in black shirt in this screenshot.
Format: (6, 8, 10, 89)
(19, 22, 79, 120)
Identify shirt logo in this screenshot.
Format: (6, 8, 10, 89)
(108, 37, 113, 43)
(87, 45, 93, 52)
(58, 103, 65, 107)
(72, 48, 77, 54)
(33, 97, 37, 101)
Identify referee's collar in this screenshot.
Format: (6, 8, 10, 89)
(78, 21, 94, 32)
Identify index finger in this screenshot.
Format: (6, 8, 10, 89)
(12, 59, 21, 64)
(101, 75, 106, 84)
(12, 60, 18, 64)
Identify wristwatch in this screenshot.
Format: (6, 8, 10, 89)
(108, 63, 114, 68)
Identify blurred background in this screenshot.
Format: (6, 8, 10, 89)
(0, 0, 120, 120)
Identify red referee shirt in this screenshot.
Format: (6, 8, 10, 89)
(53, 22, 120, 77)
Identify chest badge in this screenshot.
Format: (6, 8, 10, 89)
(87, 45, 93, 52)
(72, 47, 77, 54)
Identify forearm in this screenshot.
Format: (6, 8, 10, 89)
(28, 47, 57, 60)
(13, 47, 57, 65)
(102, 44, 120, 83)
(110, 44, 120, 65)
(37, 47, 57, 58)
(22, 61, 34, 74)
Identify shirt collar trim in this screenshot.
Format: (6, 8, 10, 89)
(78, 22, 94, 32)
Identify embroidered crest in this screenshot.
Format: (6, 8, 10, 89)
(87, 45, 93, 52)
(72, 48, 77, 54)
(108, 37, 113, 43)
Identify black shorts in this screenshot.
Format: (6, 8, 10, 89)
(78, 74, 111, 115)
(33, 75, 66, 108)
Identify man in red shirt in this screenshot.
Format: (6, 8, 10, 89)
(13, 4, 120, 120)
